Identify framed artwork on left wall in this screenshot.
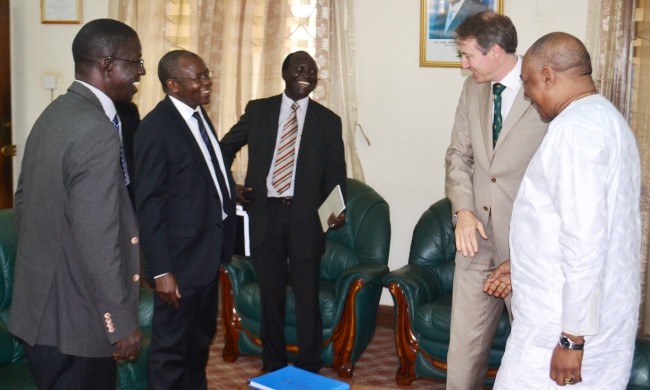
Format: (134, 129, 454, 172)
(420, 0, 503, 67)
(41, 0, 82, 24)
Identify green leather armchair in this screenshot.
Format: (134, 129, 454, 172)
(382, 198, 511, 387)
(219, 178, 390, 378)
(0, 209, 154, 390)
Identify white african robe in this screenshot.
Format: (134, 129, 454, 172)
(494, 95, 641, 389)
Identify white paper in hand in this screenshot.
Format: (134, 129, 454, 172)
(318, 185, 345, 232)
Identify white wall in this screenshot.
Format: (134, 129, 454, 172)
(10, 0, 109, 176)
(354, 0, 590, 305)
(10, 0, 590, 306)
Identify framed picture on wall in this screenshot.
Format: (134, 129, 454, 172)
(420, 0, 503, 67)
(41, 0, 82, 24)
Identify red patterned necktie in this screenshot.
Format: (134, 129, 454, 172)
(272, 102, 300, 194)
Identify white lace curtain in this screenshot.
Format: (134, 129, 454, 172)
(108, 0, 364, 183)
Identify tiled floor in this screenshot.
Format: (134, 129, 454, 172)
(206, 322, 446, 389)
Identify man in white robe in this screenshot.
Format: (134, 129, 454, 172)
(486, 32, 641, 388)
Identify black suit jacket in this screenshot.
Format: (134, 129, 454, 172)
(430, 0, 490, 39)
(134, 96, 236, 288)
(221, 95, 346, 258)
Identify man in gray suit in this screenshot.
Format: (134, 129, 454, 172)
(9, 19, 145, 390)
(444, 12, 547, 389)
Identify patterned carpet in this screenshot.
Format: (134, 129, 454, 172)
(206, 322, 447, 389)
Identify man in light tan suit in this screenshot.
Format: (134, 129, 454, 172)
(444, 12, 547, 390)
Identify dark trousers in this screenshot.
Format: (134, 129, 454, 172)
(21, 341, 116, 390)
(251, 199, 323, 373)
(148, 278, 219, 390)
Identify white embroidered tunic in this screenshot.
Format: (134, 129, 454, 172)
(495, 95, 641, 389)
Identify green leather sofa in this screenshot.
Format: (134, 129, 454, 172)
(383, 198, 650, 389)
(0, 208, 154, 390)
(220, 178, 391, 378)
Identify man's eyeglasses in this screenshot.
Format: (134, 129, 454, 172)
(106, 56, 145, 68)
(172, 70, 213, 84)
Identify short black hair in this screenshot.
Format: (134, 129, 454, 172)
(281, 51, 313, 71)
(455, 11, 517, 55)
(72, 19, 138, 73)
(158, 50, 201, 92)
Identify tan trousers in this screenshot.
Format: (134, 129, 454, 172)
(446, 219, 512, 390)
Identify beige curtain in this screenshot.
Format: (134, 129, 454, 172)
(587, 0, 650, 338)
(634, 0, 650, 339)
(108, 0, 364, 183)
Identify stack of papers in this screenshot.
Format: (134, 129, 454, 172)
(249, 366, 350, 390)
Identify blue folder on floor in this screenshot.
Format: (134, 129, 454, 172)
(249, 366, 350, 390)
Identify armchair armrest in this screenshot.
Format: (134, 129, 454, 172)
(335, 263, 389, 298)
(382, 264, 444, 321)
(221, 255, 256, 294)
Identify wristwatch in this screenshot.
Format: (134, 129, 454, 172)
(559, 335, 584, 350)
(452, 212, 458, 227)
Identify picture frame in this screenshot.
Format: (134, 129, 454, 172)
(420, 0, 503, 67)
(41, 0, 82, 24)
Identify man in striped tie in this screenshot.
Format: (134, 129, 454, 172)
(221, 51, 347, 374)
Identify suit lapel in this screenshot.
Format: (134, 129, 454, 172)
(479, 83, 493, 160)
(165, 97, 219, 194)
(263, 96, 283, 172)
(203, 107, 237, 203)
(298, 99, 318, 164)
(493, 87, 531, 153)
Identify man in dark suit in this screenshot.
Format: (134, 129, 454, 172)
(430, 0, 490, 39)
(134, 50, 236, 389)
(220, 51, 347, 374)
(9, 19, 144, 389)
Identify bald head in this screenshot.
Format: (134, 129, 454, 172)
(526, 32, 592, 79)
(521, 32, 596, 121)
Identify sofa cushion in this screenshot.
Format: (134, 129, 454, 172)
(413, 295, 510, 350)
(321, 241, 359, 281)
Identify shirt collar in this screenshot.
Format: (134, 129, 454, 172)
(493, 55, 523, 91)
(75, 80, 116, 121)
(282, 92, 310, 110)
(450, 0, 466, 14)
(169, 95, 202, 121)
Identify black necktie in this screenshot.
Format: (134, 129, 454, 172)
(192, 111, 231, 213)
(111, 114, 130, 185)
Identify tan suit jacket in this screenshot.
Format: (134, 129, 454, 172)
(445, 76, 547, 269)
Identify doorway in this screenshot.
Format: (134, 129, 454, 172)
(0, 0, 15, 209)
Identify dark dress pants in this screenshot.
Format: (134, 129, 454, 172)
(148, 278, 219, 390)
(251, 199, 323, 373)
(21, 341, 116, 390)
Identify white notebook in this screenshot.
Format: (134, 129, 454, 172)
(318, 185, 346, 232)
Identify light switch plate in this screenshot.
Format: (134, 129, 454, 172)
(43, 76, 57, 90)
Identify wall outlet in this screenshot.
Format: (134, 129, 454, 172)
(43, 75, 57, 90)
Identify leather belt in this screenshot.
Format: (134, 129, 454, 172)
(268, 197, 293, 205)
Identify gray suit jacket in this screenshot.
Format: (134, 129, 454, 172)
(9, 82, 140, 358)
(445, 75, 548, 269)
